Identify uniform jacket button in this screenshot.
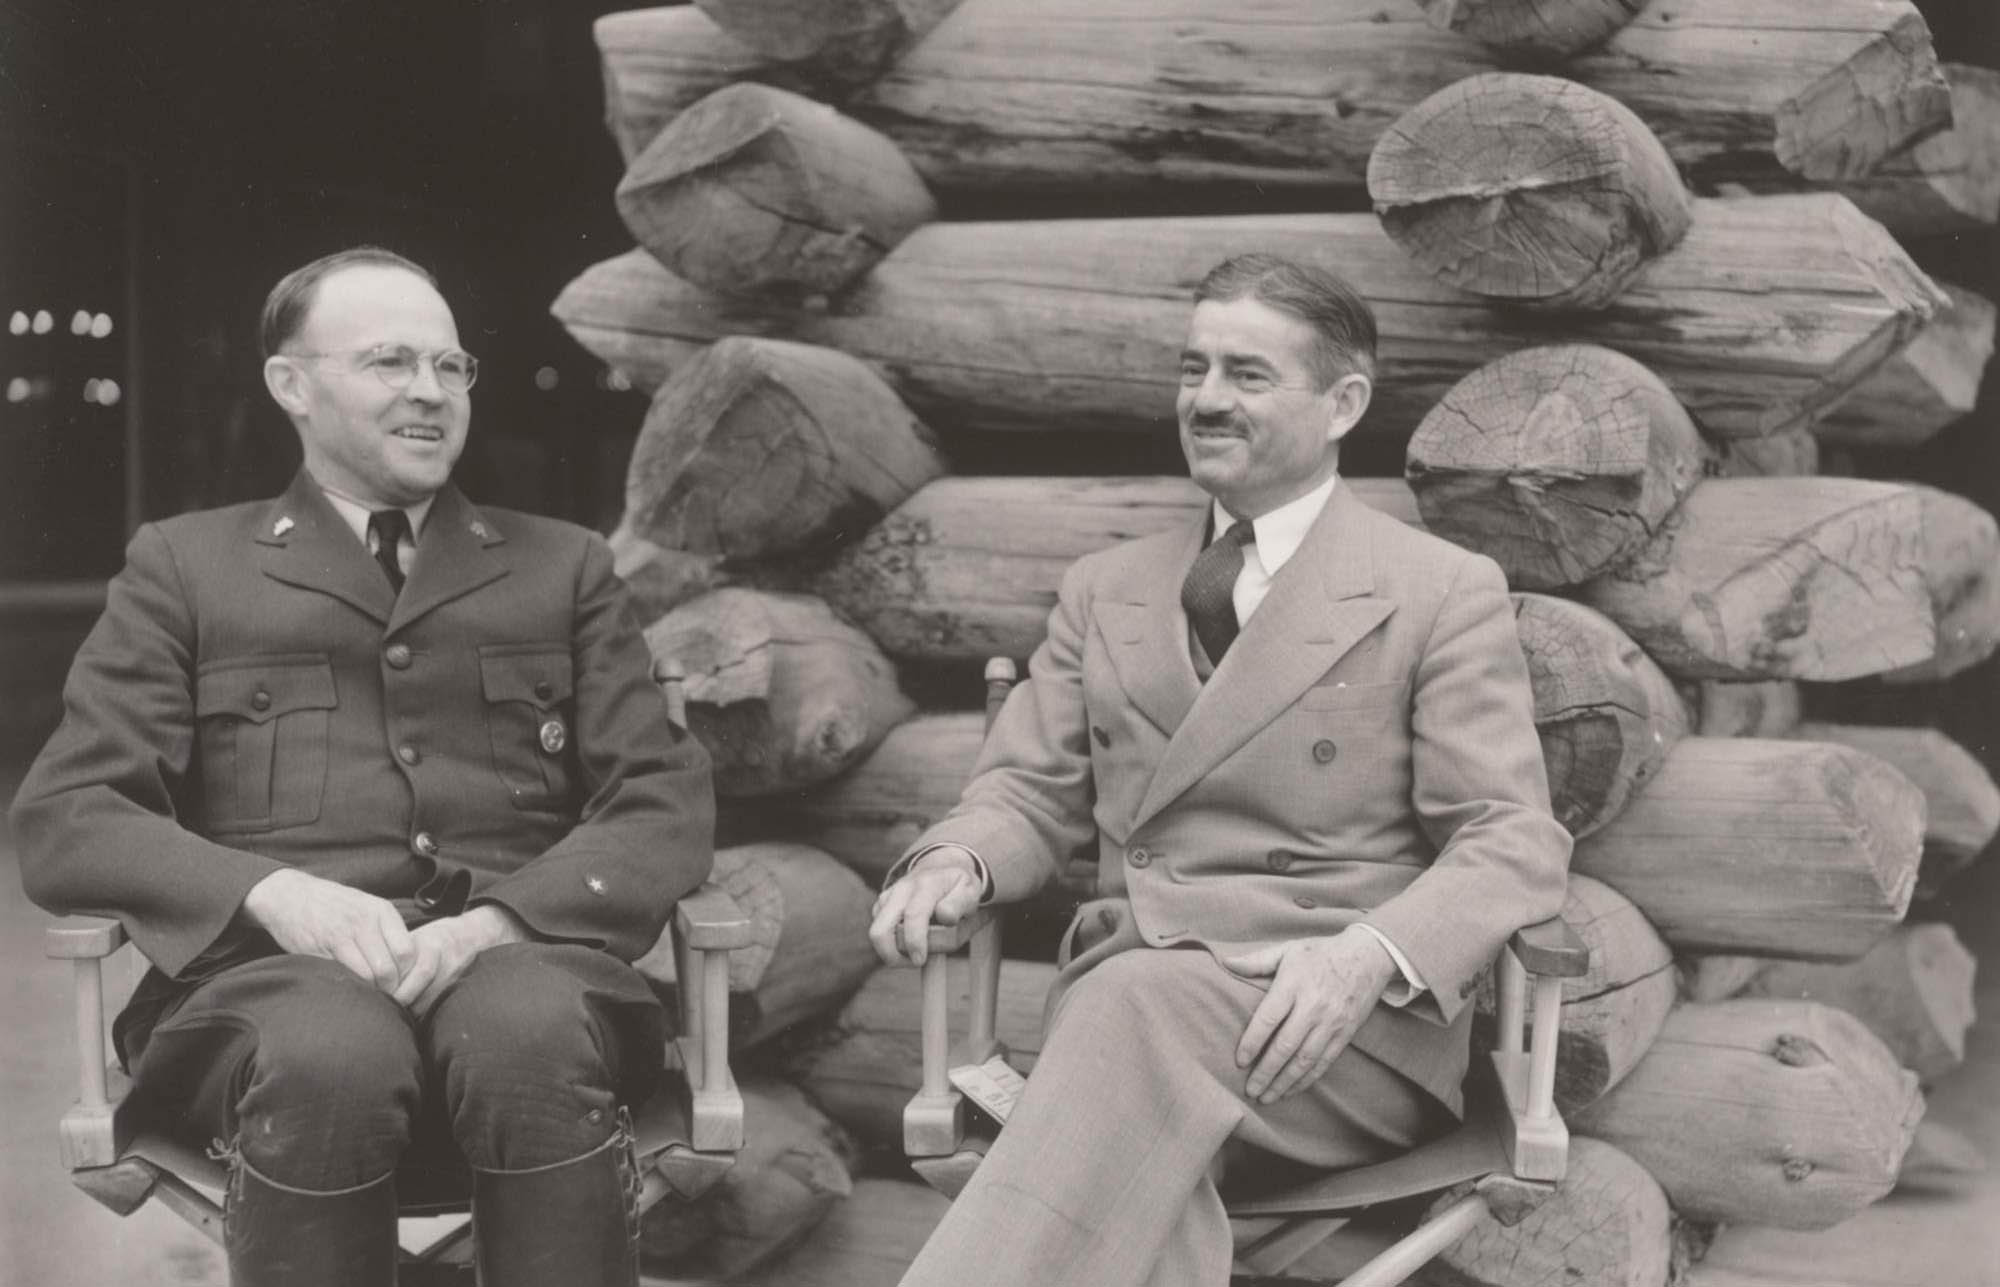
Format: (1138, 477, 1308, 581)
(413, 831, 438, 857)
(385, 643, 412, 669)
(250, 690, 272, 712)
(533, 679, 555, 701)
(396, 743, 420, 766)
(1267, 849, 1294, 873)
(1312, 739, 1337, 764)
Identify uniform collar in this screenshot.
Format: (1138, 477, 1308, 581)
(313, 477, 436, 547)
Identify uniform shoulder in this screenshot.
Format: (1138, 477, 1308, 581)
(475, 504, 598, 552)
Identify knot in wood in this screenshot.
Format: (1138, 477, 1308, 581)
(1770, 1033, 1822, 1067)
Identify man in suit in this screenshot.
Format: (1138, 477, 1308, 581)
(869, 254, 1573, 1287)
(12, 247, 713, 1287)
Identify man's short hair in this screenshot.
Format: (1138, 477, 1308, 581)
(1194, 254, 1377, 389)
(259, 246, 438, 358)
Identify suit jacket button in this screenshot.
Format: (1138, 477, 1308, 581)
(396, 743, 421, 766)
(1127, 847, 1151, 868)
(1267, 849, 1293, 873)
(1294, 895, 1316, 910)
(385, 643, 412, 669)
(413, 831, 438, 857)
(251, 690, 272, 712)
(1312, 739, 1337, 764)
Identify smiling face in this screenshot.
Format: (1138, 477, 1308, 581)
(264, 264, 469, 508)
(1176, 296, 1370, 519)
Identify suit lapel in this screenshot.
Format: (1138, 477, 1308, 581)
(1097, 521, 1204, 738)
(390, 485, 509, 633)
(255, 472, 395, 625)
(1135, 485, 1396, 827)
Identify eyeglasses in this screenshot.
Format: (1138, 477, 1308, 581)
(288, 344, 480, 393)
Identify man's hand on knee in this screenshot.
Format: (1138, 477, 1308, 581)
(868, 847, 982, 966)
(1222, 929, 1399, 1104)
(241, 868, 416, 993)
(393, 905, 533, 1016)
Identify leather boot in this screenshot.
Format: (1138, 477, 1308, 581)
(469, 1113, 641, 1287)
(221, 1144, 399, 1286)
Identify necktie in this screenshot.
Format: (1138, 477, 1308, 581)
(367, 509, 411, 594)
(1181, 519, 1255, 667)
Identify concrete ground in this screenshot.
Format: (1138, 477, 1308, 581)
(3, 755, 1996, 1287)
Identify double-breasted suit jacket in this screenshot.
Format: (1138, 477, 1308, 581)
(901, 483, 1572, 1111)
(13, 472, 713, 1047)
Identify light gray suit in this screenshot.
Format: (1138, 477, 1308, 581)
(895, 484, 1572, 1286)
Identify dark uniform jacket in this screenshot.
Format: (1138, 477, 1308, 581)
(12, 472, 713, 1051)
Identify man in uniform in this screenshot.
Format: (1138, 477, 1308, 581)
(13, 246, 713, 1287)
(870, 254, 1573, 1287)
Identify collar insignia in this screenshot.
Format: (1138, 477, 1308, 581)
(272, 516, 295, 537)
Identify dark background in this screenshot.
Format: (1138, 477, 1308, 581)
(0, 0, 1995, 767)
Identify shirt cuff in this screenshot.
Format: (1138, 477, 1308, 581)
(1353, 924, 1427, 1007)
(908, 843, 994, 903)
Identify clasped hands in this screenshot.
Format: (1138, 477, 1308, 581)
(866, 846, 1400, 1104)
(240, 868, 529, 1016)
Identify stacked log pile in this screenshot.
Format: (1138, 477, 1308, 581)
(551, 3, 1997, 1284)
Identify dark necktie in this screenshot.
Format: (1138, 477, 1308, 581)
(367, 509, 411, 594)
(1181, 519, 1255, 667)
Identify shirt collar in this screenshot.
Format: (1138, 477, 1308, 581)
(313, 477, 435, 547)
(1209, 472, 1338, 576)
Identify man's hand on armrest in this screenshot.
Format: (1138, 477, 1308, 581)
(241, 868, 415, 994)
(868, 845, 984, 967)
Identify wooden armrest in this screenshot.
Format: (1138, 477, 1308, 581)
(925, 905, 999, 956)
(47, 917, 127, 959)
(674, 883, 753, 950)
(1509, 917, 1588, 978)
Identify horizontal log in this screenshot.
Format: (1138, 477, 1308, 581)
(1836, 63, 2000, 238)
(1429, 1137, 1671, 1287)
(1406, 345, 1709, 589)
(639, 1078, 856, 1279)
(782, 958, 1055, 1149)
(617, 84, 935, 297)
(1370, 74, 1691, 309)
(1794, 722, 2000, 876)
(551, 194, 1944, 442)
(1578, 478, 1934, 681)
(1818, 284, 1996, 449)
(1736, 922, 1978, 1084)
(643, 589, 914, 796)
(1415, 0, 1644, 61)
(1570, 737, 1923, 959)
(1473, 874, 1675, 1115)
(1573, 999, 1923, 1229)
(813, 475, 1417, 663)
(616, 335, 945, 614)
(1880, 483, 2000, 684)
(594, 1, 1948, 197)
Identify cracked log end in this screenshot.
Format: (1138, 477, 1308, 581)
(617, 82, 936, 297)
(1369, 73, 1692, 308)
(692, 0, 965, 87)
(1408, 344, 1706, 588)
(1431, 1137, 1671, 1287)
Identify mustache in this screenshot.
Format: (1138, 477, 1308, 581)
(1184, 411, 1246, 433)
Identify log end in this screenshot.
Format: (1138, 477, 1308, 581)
(1432, 1137, 1670, 1287)
(1370, 73, 1692, 308)
(1774, 8, 1954, 183)
(1416, 0, 1647, 62)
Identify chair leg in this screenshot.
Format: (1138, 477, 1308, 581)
(1337, 1193, 1488, 1287)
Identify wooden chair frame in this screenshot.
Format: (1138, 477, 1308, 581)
(900, 659, 1590, 1286)
(45, 660, 746, 1272)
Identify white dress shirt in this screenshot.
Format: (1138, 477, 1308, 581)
(316, 480, 433, 579)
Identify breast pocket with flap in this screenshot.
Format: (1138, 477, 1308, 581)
(193, 654, 337, 833)
(478, 644, 577, 811)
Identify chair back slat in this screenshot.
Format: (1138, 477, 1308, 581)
(983, 657, 1018, 734)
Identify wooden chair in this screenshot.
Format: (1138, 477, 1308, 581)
(900, 659, 1589, 1286)
(45, 661, 746, 1278)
